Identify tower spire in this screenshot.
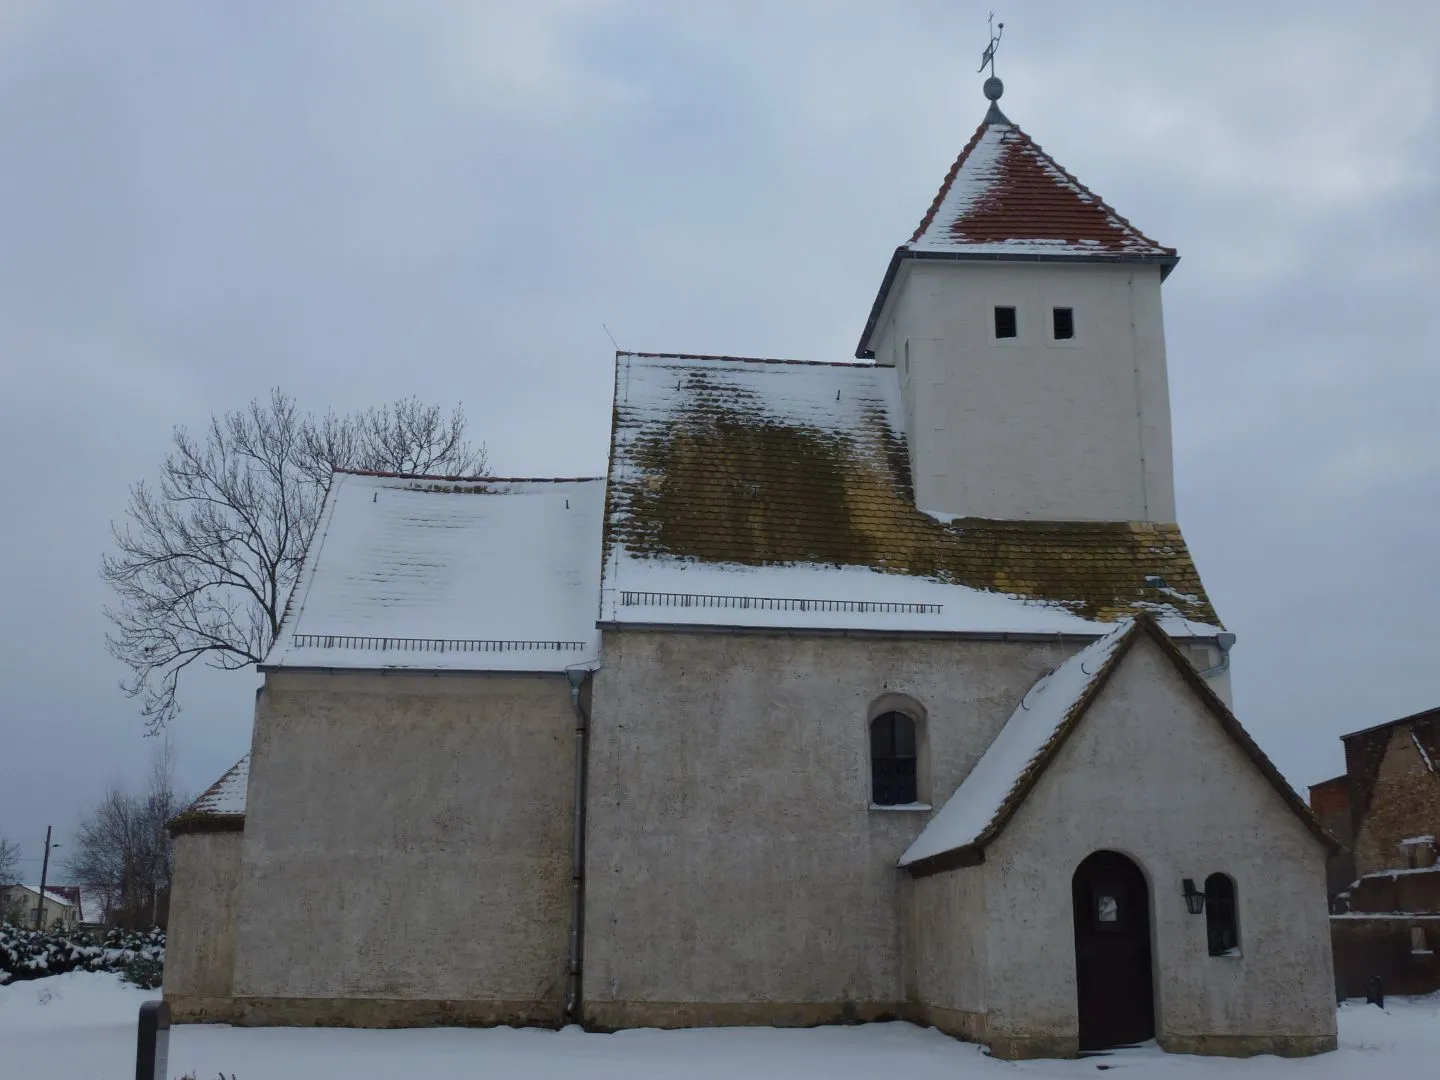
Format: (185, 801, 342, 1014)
(978, 13, 1009, 125)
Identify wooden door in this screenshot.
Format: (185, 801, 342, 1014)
(1072, 850, 1154, 1050)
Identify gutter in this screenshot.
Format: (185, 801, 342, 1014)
(596, 621, 1230, 647)
(564, 668, 591, 1026)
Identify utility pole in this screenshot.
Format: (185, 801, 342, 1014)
(35, 825, 56, 930)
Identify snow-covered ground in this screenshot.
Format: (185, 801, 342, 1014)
(3, 972, 1437, 1079)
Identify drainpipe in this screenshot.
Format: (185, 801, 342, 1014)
(564, 668, 590, 1027)
(1197, 632, 1237, 679)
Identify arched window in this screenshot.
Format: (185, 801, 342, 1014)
(1205, 873, 1239, 956)
(870, 711, 918, 806)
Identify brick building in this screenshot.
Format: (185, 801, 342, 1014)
(1320, 707, 1440, 996)
(1307, 775, 1355, 904)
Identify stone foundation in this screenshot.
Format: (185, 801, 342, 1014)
(166, 995, 562, 1029)
(986, 1035, 1081, 1060)
(165, 995, 1338, 1060)
(910, 1003, 987, 1046)
(1159, 1033, 1337, 1057)
(582, 1000, 909, 1031)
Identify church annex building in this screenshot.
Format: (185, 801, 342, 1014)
(164, 83, 1340, 1060)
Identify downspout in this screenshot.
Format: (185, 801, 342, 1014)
(1197, 632, 1237, 679)
(564, 668, 590, 1026)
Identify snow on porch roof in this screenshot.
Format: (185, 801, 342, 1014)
(603, 352, 1219, 636)
(900, 615, 1338, 874)
(264, 471, 605, 673)
(900, 622, 1132, 868)
(170, 754, 249, 835)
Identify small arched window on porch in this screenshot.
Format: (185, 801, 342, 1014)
(1205, 873, 1239, 956)
(870, 711, 918, 806)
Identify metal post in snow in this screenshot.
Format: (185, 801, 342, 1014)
(135, 999, 171, 1080)
(35, 825, 52, 929)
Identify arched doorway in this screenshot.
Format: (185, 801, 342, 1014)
(1072, 851, 1154, 1050)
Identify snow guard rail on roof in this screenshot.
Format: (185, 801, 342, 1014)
(290, 635, 590, 653)
(618, 591, 942, 616)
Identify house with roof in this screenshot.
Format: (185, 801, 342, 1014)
(164, 77, 1338, 1059)
(1315, 706, 1440, 996)
(1, 884, 80, 930)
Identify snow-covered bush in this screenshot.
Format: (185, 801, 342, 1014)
(0, 923, 164, 985)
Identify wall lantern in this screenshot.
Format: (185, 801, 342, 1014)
(1182, 878, 1206, 915)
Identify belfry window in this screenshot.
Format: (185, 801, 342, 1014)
(1053, 307, 1075, 340)
(1205, 873, 1240, 956)
(993, 305, 1017, 339)
(870, 712, 918, 806)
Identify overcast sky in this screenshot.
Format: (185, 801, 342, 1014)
(0, 1, 1436, 874)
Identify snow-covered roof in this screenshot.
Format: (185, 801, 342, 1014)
(169, 755, 249, 834)
(900, 615, 1338, 871)
(603, 352, 1220, 636)
(77, 889, 105, 925)
(265, 472, 605, 673)
(901, 622, 1132, 867)
(10, 885, 75, 908)
(906, 117, 1175, 259)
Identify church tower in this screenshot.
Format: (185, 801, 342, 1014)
(858, 76, 1179, 523)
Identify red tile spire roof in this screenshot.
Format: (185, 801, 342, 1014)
(906, 114, 1175, 257)
(856, 96, 1178, 358)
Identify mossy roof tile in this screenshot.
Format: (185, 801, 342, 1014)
(602, 353, 1220, 634)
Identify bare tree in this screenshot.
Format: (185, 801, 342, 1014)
(0, 836, 21, 921)
(0, 835, 18, 885)
(103, 390, 485, 729)
(65, 743, 189, 930)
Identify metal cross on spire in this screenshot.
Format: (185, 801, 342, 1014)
(979, 12, 1004, 76)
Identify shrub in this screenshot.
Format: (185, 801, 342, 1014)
(0, 923, 165, 985)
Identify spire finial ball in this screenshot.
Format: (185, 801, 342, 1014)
(983, 76, 1004, 102)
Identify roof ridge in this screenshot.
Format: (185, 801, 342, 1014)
(902, 614, 1337, 875)
(1340, 704, 1440, 742)
(1012, 126, 1175, 256)
(619, 351, 871, 370)
(908, 118, 992, 245)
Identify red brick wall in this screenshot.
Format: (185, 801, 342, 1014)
(1331, 918, 1440, 997)
(1309, 776, 1350, 820)
(1349, 725, 1440, 880)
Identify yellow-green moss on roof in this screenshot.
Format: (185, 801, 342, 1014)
(604, 353, 1218, 627)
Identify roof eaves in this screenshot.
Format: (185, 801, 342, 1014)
(905, 614, 1339, 877)
(618, 350, 869, 370)
(904, 619, 1140, 877)
(857, 248, 1180, 360)
(168, 813, 245, 837)
(856, 246, 910, 359)
(1339, 705, 1440, 743)
(1133, 618, 1341, 855)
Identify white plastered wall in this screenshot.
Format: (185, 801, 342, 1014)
(974, 634, 1334, 1050)
(873, 260, 1176, 523)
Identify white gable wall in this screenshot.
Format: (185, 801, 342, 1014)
(873, 260, 1176, 523)
(976, 634, 1334, 1056)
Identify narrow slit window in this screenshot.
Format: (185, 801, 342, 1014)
(1053, 307, 1075, 340)
(870, 712, 918, 806)
(994, 306, 1017, 339)
(1205, 873, 1239, 956)
(1411, 927, 1432, 955)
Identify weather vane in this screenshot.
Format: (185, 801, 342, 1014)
(979, 12, 1004, 77)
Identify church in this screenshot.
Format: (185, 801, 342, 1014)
(164, 76, 1340, 1059)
